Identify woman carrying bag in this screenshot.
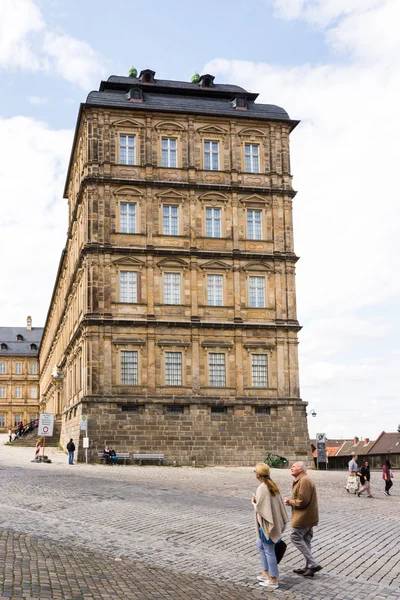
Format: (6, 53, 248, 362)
(252, 463, 289, 590)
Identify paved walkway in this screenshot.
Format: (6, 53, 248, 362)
(0, 437, 399, 599)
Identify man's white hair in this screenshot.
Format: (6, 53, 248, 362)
(294, 461, 307, 472)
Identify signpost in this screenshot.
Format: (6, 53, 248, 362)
(38, 413, 55, 459)
(81, 416, 88, 463)
(316, 432, 327, 470)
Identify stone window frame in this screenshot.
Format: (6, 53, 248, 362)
(199, 260, 231, 308)
(157, 340, 190, 389)
(115, 342, 145, 387)
(119, 201, 138, 234)
(162, 271, 183, 305)
(0, 386, 6, 399)
(242, 261, 273, 309)
(15, 362, 22, 375)
(30, 361, 38, 374)
(155, 121, 186, 170)
(113, 256, 145, 305)
(203, 139, 220, 171)
(14, 386, 22, 399)
(238, 128, 267, 174)
(30, 386, 38, 399)
(0, 414, 5, 427)
(119, 270, 140, 304)
(243, 341, 275, 390)
(248, 275, 266, 308)
(13, 414, 21, 427)
(114, 187, 144, 236)
(240, 195, 272, 242)
(250, 353, 269, 388)
(161, 203, 181, 236)
(0, 361, 6, 374)
(118, 133, 137, 165)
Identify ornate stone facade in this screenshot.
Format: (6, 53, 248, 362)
(39, 71, 311, 465)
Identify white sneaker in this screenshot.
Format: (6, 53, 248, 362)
(257, 575, 269, 582)
(259, 581, 279, 589)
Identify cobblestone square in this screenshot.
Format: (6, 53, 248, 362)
(0, 438, 399, 599)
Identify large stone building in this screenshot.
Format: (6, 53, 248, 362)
(39, 70, 311, 464)
(0, 317, 42, 430)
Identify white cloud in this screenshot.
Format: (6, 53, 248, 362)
(204, 0, 400, 439)
(0, 0, 107, 89)
(0, 116, 72, 326)
(28, 95, 48, 105)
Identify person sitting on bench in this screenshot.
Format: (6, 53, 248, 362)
(109, 447, 118, 466)
(103, 445, 112, 465)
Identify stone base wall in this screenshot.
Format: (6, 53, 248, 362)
(61, 397, 312, 466)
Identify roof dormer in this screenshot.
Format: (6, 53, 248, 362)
(232, 94, 248, 110)
(30, 343, 37, 350)
(0, 343, 7, 350)
(16, 334, 23, 341)
(198, 74, 215, 88)
(127, 86, 144, 102)
(138, 69, 156, 84)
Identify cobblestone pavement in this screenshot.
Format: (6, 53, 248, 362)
(0, 437, 399, 599)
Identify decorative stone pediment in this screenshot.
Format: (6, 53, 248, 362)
(200, 260, 230, 271)
(238, 127, 266, 138)
(112, 118, 143, 129)
(112, 256, 145, 267)
(114, 186, 143, 197)
(242, 261, 273, 272)
(156, 257, 189, 269)
(155, 120, 185, 131)
(240, 194, 270, 205)
(155, 189, 186, 202)
(197, 125, 227, 135)
(198, 191, 229, 203)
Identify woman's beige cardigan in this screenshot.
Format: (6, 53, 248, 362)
(254, 482, 289, 543)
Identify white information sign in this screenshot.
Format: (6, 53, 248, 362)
(83, 437, 89, 449)
(38, 413, 55, 437)
(80, 415, 88, 431)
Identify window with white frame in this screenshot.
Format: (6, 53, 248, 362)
(15, 386, 22, 399)
(119, 271, 138, 303)
(0, 387, 6, 399)
(204, 141, 219, 171)
(252, 354, 268, 387)
(209, 353, 226, 387)
(119, 135, 136, 165)
(120, 203, 136, 233)
(30, 387, 37, 399)
(120, 351, 138, 386)
(164, 273, 181, 304)
(165, 352, 182, 386)
(207, 274, 223, 306)
(205, 207, 222, 238)
(30, 362, 37, 375)
(14, 414, 21, 427)
(0, 362, 6, 374)
(15, 362, 22, 375)
(249, 276, 265, 308)
(247, 209, 262, 240)
(163, 205, 179, 235)
(245, 144, 260, 173)
(162, 137, 177, 168)
(0, 415, 4, 427)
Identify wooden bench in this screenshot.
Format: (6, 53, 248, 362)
(97, 452, 131, 465)
(133, 453, 164, 465)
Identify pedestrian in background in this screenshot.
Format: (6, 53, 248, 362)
(357, 460, 372, 498)
(66, 438, 75, 465)
(284, 462, 322, 578)
(8, 428, 12, 443)
(252, 463, 288, 590)
(382, 459, 393, 496)
(346, 453, 359, 494)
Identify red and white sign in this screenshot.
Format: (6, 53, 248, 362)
(38, 413, 55, 437)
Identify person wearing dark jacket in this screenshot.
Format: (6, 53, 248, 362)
(357, 461, 372, 497)
(66, 438, 75, 465)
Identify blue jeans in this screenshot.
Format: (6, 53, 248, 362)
(256, 538, 278, 578)
(68, 452, 74, 465)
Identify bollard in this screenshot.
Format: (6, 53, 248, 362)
(34, 439, 41, 461)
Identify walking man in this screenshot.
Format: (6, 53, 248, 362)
(66, 438, 75, 465)
(284, 461, 322, 578)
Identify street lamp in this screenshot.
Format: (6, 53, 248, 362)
(307, 408, 317, 417)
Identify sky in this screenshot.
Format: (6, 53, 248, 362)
(0, 0, 399, 441)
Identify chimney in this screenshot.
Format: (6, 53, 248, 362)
(353, 436, 359, 445)
(27, 316, 32, 331)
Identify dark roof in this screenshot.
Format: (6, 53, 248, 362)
(0, 327, 43, 356)
(86, 89, 291, 122)
(368, 432, 400, 455)
(335, 439, 376, 457)
(103, 75, 249, 95)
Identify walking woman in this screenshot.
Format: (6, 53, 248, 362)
(252, 463, 288, 590)
(382, 459, 393, 496)
(357, 460, 372, 497)
(346, 454, 359, 494)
